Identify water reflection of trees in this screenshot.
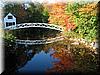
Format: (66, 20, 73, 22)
(15, 45, 50, 70)
(45, 39, 98, 74)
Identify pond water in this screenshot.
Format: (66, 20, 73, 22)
(16, 48, 60, 74)
(6, 39, 97, 74)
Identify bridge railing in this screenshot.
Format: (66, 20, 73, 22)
(7, 23, 64, 31)
(17, 23, 64, 31)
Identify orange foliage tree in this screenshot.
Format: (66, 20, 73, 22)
(46, 2, 76, 31)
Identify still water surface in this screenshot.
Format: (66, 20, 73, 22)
(17, 48, 60, 74)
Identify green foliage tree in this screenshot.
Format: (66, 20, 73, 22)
(65, 2, 97, 42)
(3, 32, 16, 47)
(26, 2, 49, 23)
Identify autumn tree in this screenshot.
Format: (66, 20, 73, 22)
(47, 2, 76, 31)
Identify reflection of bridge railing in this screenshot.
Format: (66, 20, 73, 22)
(16, 36, 64, 45)
(9, 23, 64, 31)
